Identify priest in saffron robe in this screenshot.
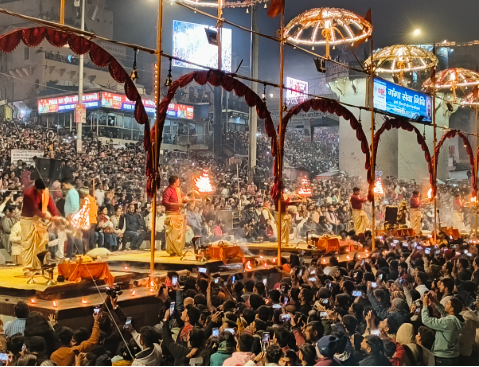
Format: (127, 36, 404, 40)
(350, 187, 369, 234)
(410, 190, 422, 235)
(21, 178, 59, 275)
(162, 176, 192, 256)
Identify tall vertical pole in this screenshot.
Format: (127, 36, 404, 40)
(433, 68, 437, 244)
(248, 5, 259, 182)
(475, 104, 478, 236)
(277, 7, 285, 266)
(213, 0, 223, 157)
(151, 0, 163, 279)
(369, 38, 376, 250)
(76, 0, 85, 153)
(217, 0, 222, 70)
(60, 0, 65, 24)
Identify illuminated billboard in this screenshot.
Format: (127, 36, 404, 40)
(38, 93, 100, 114)
(100, 92, 157, 115)
(286, 77, 309, 99)
(172, 20, 232, 72)
(373, 77, 432, 123)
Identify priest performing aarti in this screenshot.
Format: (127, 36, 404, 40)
(350, 187, 370, 234)
(162, 175, 196, 256)
(20, 178, 60, 277)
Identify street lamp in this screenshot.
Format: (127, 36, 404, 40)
(413, 29, 421, 36)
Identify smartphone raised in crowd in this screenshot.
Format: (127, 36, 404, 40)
(225, 328, 236, 335)
(352, 290, 362, 297)
(212, 328, 219, 338)
(370, 329, 380, 336)
(94, 306, 101, 315)
(320, 298, 329, 304)
(283, 296, 289, 306)
(125, 316, 132, 326)
(371, 282, 378, 288)
(172, 276, 178, 286)
(280, 313, 291, 322)
(262, 332, 270, 345)
(425, 248, 431, 254)
(198, 267, 207, 274)
(263, 279, 268, 285)
(169, 302, 175, 318)
(320, 311, 328, 318)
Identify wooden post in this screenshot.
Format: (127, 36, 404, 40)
(60, 0, 65, 24)
(277, 6, 285, 266)
(150, 0, 163, 280)
(369, 38, 376, 250)
(433, 68, 437, 244)
(475, 104, 478, 236)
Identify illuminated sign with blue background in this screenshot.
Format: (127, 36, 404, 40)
(373, 77, 433, 124)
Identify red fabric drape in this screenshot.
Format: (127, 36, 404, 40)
(0, 27, 152, 177)
(367, 118, 433, 201)
(150, 70, 276, 197)
(434, 129, 476, 197)
(276, 98, 370, 200)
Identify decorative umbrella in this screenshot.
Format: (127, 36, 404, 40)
(365, 44, 437, 85)
(283, 7, 372, 57)
(423, 68, 479, 101)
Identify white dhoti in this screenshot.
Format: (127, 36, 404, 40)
(165, 211, 186, 256)
(352, 209, 370, 234)
(453, 211, 464, 232)
(20, 216, 48, 272)
(410, 208, 422, 236)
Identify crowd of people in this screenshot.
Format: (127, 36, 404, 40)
(2, 237, 479, 366)
(0, 119, 476, 264)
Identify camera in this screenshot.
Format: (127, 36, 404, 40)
(106, 284, 123, 298)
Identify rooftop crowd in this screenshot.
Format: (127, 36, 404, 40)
(0, 120, 478, 365)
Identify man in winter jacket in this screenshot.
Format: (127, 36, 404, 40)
(222, 332, 256, 366)
(421, 292, 464, 365)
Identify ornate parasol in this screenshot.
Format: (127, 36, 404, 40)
(284, 7, 372, 57)
(365, 45, 437, 85)
(423, 68, 479, 101)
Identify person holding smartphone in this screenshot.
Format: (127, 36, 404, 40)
(50, 311, 101, 366)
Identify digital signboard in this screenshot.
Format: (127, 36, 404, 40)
(39, 92, 194, 120)
(373, 77, 432, 123)
(172, 20, 232, 72)
(38, 93, 100, 114)
(286, 77, 308, 99)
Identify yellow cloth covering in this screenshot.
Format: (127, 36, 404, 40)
(165, 211, 186, 256)
(410, 208, 422, 235)
(453, 211, 464, 232)
(20, 216, 48, 271)
(352, 209, 370, 234)
(280, 213, 292, 246)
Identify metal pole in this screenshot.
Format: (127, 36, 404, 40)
(433, 71, 437, 244)
(151, 0, 163, 279)
(248, 4, 258, 182)
(475, 104, 478, 237)
(277, 7, 285, 266)
(369, 38, 376, 250)
(217, 0, 222, 70)
(60, 0, 65, 24)
(76, 0, 85, 153)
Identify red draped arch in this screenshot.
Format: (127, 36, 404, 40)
(434, 129, 476, 197)
(0, 26, 152, 173)
(276, 98, 371, 199)
(367, 118, 433, 200)
(150, 69, 277, 197)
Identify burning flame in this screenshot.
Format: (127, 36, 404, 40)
(194, 169, 214, 194)
(81, 298, 87, 304)
(71, 197, 91, 230)
(471, 196, 477, 203)
(373, 178, 384, 195)
(427, 187, 433, 200)
(298, 176, 312, 197)
(52, 301, 57, 307)
(131, 290, 136, 296)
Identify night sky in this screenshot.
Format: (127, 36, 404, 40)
(107, 0, 479, 90)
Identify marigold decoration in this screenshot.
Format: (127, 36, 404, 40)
(284, 8, 372, 58)
(365, 45, 437, 85)
(427, 187, 433, 200)
(194, 169, 214, 194)
(373, 178, 384, 195)
(298, 177, 312, 197)
(423, 68, 479, 101)
(70, 197, 91, 230)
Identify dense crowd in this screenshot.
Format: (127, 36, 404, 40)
(2, 238, 479, 366)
